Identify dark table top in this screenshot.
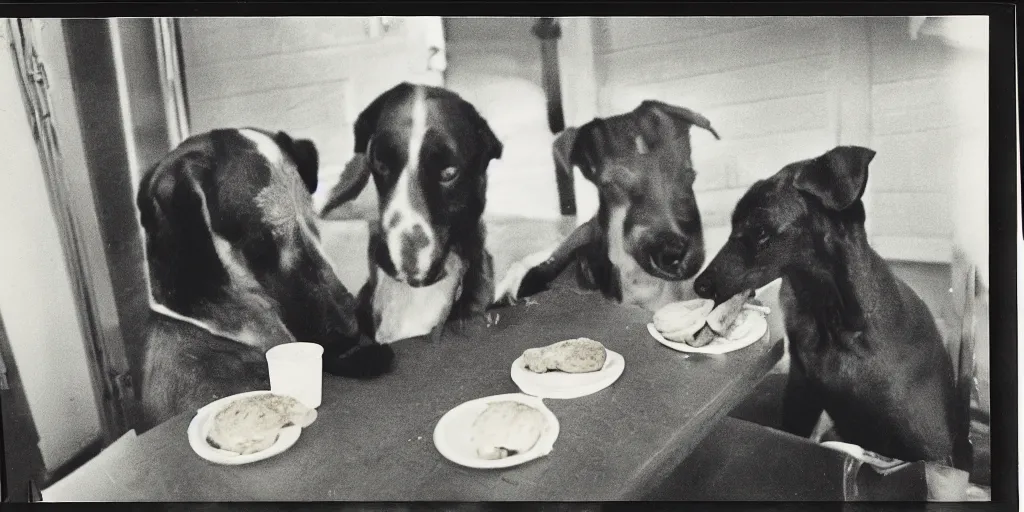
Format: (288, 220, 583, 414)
(50, 284, 784, 502)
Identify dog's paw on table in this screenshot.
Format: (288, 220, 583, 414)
(322, 343, 396, 379)
(493, 247, 560, 306)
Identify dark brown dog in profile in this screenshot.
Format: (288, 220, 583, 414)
(136, 128, 393, 430)
(693, 146, 971, 469)
(495, 100, 720, 312)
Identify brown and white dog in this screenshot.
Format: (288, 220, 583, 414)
(495, 100, 720, 312)
(136, 128, 393, 429)
(319, 83, 503, 344)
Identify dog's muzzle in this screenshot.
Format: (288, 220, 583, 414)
(405, 265, 448, 287)
(388, 226, 450, 287)
(640, 231, 700, 280)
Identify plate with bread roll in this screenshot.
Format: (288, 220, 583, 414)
(510, 338, 625, 399)
(433, 393, 560, 469)
(647, 291, 771, 355)
(187, 390, 318, 465)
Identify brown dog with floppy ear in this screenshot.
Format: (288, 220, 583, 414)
(495, 100, 720, 312)
(320, 83, 504, 344)
(137, 128, 394, 430)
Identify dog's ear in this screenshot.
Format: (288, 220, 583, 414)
(137, 153, 229, 309)
(354, 82, 415, 154)
(567, 122, 608, 183)
(477, 117, 503, 163)
(795, 146, 876, 211)
(638, 100, 721, 143)
(460, 101, 503, 164)
(273, 131, 319, 193)
(551, 126, 581, 186)
(319, 153, 372, 217)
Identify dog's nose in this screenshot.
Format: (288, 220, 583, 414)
(653, 242, 688, 275)
(694, 275, 715, 300)
(406, 267, 448, 288)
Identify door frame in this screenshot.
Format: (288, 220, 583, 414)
(153, 17, 191, 148)
(6, 18, 137, 446)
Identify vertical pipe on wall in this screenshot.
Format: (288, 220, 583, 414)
(554, 17, 599, 225)
(533, 17, 574, 216)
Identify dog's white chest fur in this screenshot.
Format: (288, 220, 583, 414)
(607, 208, 693, 311)
(371, 253, 466, 344)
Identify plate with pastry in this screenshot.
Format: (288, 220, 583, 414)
(647, 291, 770, 355)
(433, 393, 560, 470)
(510, 338, 625, 399)
(187, 390, 318, 465)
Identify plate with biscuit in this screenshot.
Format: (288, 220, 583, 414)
(647, 292, 770, 355)
(510, 338, 625, 399)
(187, 390, 318, 465)
(433, 393, 560, 469)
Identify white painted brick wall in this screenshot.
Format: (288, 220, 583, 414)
(592, 16, 975, 264)
(594, 18, 840, 233)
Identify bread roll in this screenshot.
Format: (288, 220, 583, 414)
(652, 299, 714, 334)
(522, 338, 607, 374)
(470, 401, 546, 460)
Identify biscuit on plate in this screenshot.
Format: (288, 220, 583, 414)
(522, 338, 607, 374)
(206, 394, 317, 455)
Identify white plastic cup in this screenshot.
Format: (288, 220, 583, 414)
(265, 342, 324, 409)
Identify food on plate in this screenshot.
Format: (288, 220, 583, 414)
(470, 401, 546, 460)
(522, 338, 607, 374)
(743, 298, 771, 315)
(690, 291, 755, 347)
(653, 291, 763, 347)
(653, 298, 715, 342)
(206, 393, 317, 455)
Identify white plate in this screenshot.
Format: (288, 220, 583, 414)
(648, 309, 769, 355)
(510, 348, 625, 399)
(187, 390, 304, 465)
(433, 393, 560, 469)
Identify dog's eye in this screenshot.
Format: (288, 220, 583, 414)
(750, 226, 772, 250)
(439, 166, 459, 183)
